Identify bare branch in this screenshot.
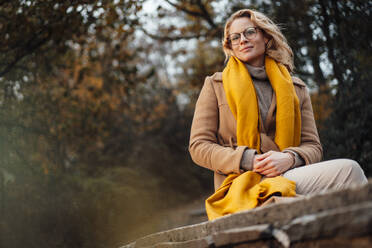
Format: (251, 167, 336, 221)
(0, 30, 51, 77)
(196, 0, 217, 28)
(140, 27, 207, 41)
(162, 0, 220, 35)
(164, 0, 205, 18)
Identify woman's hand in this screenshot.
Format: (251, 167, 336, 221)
(252, 151, 294, 177)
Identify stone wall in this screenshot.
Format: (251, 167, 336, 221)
(121, 179, 372, 247)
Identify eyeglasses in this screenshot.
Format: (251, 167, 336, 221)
(228, 27, 259, 46)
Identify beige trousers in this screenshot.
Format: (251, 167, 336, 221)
(283, 159, 368, 195)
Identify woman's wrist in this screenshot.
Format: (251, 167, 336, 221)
(284, 150, 305, 168)
(285, 152, 295, 168)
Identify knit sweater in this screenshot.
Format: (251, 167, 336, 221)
(245, 63, 273, 125)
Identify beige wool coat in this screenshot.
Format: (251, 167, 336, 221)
(189, 72, 323, 190)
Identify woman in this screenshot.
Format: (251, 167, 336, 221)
(189, 9, 367, 198)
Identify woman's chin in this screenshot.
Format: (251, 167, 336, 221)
(238, 54, 264, 67)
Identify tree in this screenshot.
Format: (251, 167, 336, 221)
(315, 0, 372, 174)
(1, 1, 211, 246)
(0, 1, 184, 247)
(0, 0, 147, 173)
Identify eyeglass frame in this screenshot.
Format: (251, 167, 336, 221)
(228, 27, 260, 46)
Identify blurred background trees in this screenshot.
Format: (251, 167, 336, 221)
(0, 0, 371, 247)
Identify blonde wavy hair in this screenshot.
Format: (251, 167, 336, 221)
(222, 9, 294, 72)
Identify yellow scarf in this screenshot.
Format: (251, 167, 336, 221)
(206, 172, 296, 220)
(223, 56, 301, 150)
(205, 56, 299, 220)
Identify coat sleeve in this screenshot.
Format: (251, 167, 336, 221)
(188, 76, 248, 175)
(283, 84, 323, 165)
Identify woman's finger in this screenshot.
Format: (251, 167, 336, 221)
(258, 165, 277, 175)
(255, 151, 273, 160)
(254, 162, 274, 173)
(265, 171, 280, 177)
(254, 153, 274, 169)
(253, 159, 268, 170)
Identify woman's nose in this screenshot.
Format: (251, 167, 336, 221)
(240, 34, 248, 44)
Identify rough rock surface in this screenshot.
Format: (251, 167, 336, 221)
(121, 180, 372, 248)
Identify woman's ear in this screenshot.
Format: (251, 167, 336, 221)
(265, 38, 273, 50)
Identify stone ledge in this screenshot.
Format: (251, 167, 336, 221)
(121, 180, 372, 248)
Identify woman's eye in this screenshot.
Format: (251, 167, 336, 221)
(245, 30, 256, 36)
(231, 35, 240, 41)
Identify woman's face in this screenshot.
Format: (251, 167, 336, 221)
(229, 17, 268, 67)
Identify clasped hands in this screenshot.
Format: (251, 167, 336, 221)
(252, 151, 294, 177)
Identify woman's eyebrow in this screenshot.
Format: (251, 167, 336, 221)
(230, 26, 256, 34)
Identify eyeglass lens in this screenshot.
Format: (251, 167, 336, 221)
(230, 27, 257, 45)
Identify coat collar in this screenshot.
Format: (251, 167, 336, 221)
(211, 72, 223, 82)
(212, 72, 306, 88)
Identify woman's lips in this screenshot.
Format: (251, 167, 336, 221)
(241, 46, 253, 52)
